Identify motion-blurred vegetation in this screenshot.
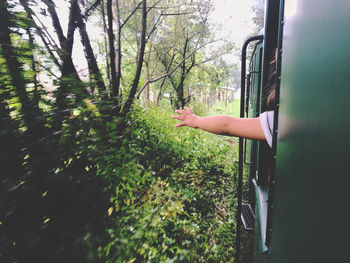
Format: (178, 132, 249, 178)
(0, 0, 259, 261)
(1, 96, 239, 261)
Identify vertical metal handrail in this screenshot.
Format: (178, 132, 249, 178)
(244, 70, 259, 166)
(235, 34, 263, 263)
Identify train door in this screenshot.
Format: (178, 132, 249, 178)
(236, 0, 282, 262)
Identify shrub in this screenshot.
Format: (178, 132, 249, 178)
(98, 106, 239, 262)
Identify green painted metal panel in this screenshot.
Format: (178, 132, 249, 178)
(253, 205, 267, 263)
(253, 179, 268, 253)
(269, 0, 350, 262)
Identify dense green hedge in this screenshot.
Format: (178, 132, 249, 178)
(97, 107, 239, 262)
(1, 103, 239, 262)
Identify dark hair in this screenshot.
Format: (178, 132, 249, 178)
(266, 49, 277, 110)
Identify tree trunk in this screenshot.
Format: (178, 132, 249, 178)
(155, 46, 176, 106)
(27, 27, 40, 108)
(107, 0, 118, 97)
(76, 3, 106, 94)
(101, 0, 111, 89)
(172, 38, 196, 108)
(121, 0, 147, 116)
(144, 32, 154, 107)
(225, 83, 229, 108)
(0, 2, 44, 135)
(113, 0, 122, 97)
(144, 68, 150, 106)
(44, 0, 88, 131)
(0, 5, 50, 244)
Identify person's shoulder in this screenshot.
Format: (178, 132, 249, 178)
(260, 111, 273, 124)
(267, 110, 274, 123)
(259, 111, 274, 147)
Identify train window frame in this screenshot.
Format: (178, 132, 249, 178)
(248, 0, 282, 255)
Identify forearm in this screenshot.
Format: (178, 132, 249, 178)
(193, 115, 266, 140)
(172, 107, 267, 141)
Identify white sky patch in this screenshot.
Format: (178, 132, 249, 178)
(36, 0, 104, 80)
(36, 0, 257, 76)
(56, 0, 257, 68)
(208, 0, 256, 63)
(53, 2, 89, 77)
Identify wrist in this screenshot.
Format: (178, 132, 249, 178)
(192, 115, 200, 128)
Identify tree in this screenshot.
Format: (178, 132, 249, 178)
(140, 0, 214, 108)
(0, 0, 240, 261)
(252, 0, 265, 34)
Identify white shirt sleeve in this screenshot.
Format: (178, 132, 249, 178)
(259, 111, 274, 147)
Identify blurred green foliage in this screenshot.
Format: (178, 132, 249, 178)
(1, 99, 239, 262)
(0, 1, 241, 262)
(98, 107, 239, 262)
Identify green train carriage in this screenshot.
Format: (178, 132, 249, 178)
(236, 0, 350, 262)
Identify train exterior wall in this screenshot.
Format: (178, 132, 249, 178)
(268, 0, 350, 262)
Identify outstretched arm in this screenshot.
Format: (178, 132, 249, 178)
(172, 107, 266, 141)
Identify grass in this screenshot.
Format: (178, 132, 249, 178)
(208, 100, 241, 117)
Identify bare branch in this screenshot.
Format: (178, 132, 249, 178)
(161, 12, 195, 16)
(107, 0, 118, 96)
(147, 4, 190, 10)
(41, 0, 66, 47)
(120, 1, 143, 29)
(37, 61, 60, 78)
(31, 12, 61, 54)
(146, 0, 162, 13)
(19, 0, 61, 67)
(82, 0, 101, 19)
(146, 14, 166, 42)
(122, 0, 147, 115)
(136, 39, 218, 98)
(76, 1, 106, 92)
(66, 0, 79, 52)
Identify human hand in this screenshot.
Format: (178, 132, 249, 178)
(172, 107, 199, 128)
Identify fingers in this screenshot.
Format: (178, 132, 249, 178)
(171, 115, 183, 120)
(174, 122, 185, 128)
(173, 107, 193, 128)
(172, 114, 186, 128)
(184, 106, 193, 114)
(174, 107, 193, 116)
(172, 114, 184, 128)
(175, 109, 185, 115)
(175, 107, 193, 114)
